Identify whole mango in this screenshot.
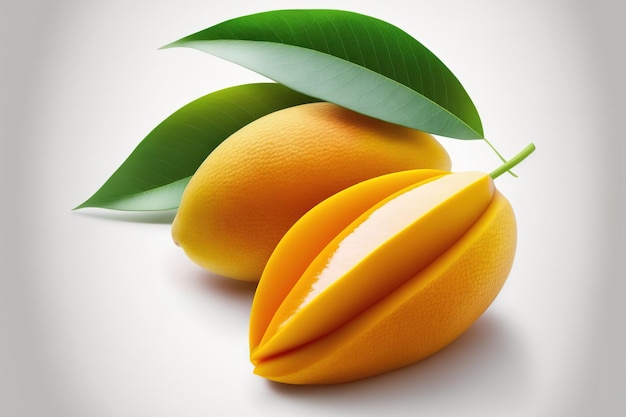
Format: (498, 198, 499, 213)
(171, 102, 451, 282)
(249, 165, 521, 384)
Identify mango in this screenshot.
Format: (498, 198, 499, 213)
(249, 168, 519, 384)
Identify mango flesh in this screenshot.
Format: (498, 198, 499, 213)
(249, 170, 517, 384)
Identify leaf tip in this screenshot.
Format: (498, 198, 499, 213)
(159, 33, 197, 50)
(158, 41, 178, 50)
(72, 201, 89, 211)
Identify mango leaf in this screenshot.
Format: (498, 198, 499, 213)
(76, 83, 319, 211)
(164, 9, 483, 139)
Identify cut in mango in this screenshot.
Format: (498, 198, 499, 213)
(249, 170, 517, 384)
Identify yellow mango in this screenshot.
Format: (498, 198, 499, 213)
(171, 103, 451, 282)
(249, 168, 518, 384)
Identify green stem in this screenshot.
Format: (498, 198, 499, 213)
(483, 138, 518, 178)
(489, 143, 536, 180)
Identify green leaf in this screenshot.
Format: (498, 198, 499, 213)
(76, 83, 319, 211)
(165, 9, 483, 139)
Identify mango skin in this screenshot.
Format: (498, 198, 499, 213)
(249, 170, 517, 384)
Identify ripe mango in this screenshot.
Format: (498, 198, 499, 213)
(249, 169, 517, 384)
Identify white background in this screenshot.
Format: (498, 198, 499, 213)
(1, 0, 624, 416)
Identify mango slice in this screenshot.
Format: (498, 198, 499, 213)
(249, 170, 516, 384)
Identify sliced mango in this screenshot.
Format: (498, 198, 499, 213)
(250, 170, 517, 384)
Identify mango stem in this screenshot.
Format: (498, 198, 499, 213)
(482, 138, 517, 177)
(489, 143, 536, 180)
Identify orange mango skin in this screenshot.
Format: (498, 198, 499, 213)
(249, 170, 517, 384)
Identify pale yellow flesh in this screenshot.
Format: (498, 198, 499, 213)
(252, 171, 495, 361)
